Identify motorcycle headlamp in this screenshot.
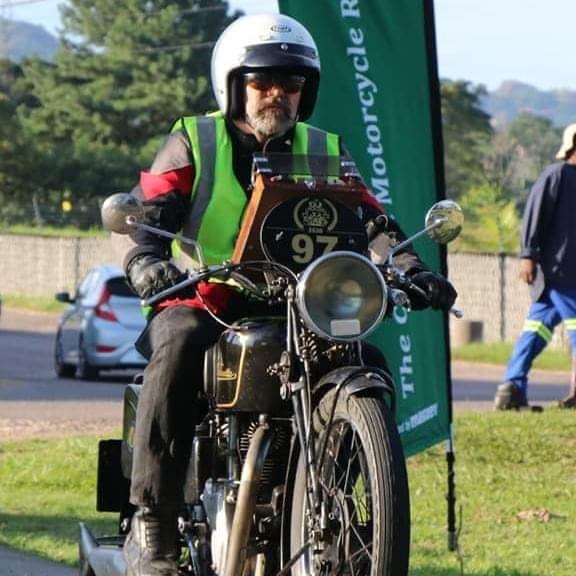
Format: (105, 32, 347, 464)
(296, 252, 387, 341)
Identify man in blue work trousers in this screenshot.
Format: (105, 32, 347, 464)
(495, 123, 576, 410)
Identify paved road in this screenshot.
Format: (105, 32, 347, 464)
(0, 308, 133, 439)
(451, 361, 570, 410)
(0, 308, 572, 436)
(0, 307, 570, 426)
(0, 546, 75, 576)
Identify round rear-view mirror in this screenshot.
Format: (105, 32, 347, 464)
(425, 200, 463, 244)
(101, 193, 144, 235)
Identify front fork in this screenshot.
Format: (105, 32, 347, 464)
(285, 298, 327, 545)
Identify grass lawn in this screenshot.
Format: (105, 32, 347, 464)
(1, 412, 575, 574)
(3, 295, 67, 314)
(451, 341, 572, 372)
(3, 225, 107, 238)
(409, 410, 576, 575)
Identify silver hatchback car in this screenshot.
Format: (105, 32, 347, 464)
(54, 264, 147, 379)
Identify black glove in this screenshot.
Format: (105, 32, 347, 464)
(126, 254, 185, 300)
(409, 271, 457, 311)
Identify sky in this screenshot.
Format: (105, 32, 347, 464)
(4, 0, 575, 92)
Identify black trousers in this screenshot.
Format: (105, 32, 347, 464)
(130, 305, 224, 508)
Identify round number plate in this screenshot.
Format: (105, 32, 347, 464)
(260, 196, 368, 272)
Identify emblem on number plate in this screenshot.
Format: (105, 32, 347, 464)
(293, 198, 338, 231)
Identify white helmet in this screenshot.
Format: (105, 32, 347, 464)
(211, 14, 321, 121)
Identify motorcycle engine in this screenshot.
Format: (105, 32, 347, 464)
(202, 478, 235, 575)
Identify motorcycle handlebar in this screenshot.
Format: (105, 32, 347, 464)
(141, 263, 276, 307)
(142, 259, 464, 318)
(388, 281, 463, 318)
(142, 268, 216, 307)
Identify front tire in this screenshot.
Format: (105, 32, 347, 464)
(54, 329, 76, 378)
(78, 550, 96, 576)
(289, 386, 410, 575)
(76, 338, 100, 381)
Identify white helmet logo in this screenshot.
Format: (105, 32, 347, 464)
(271, 24, 292, 33)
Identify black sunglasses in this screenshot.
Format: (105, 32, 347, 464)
(244, 72, 306, 95)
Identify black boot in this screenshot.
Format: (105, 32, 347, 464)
(124, 507, 180, 576)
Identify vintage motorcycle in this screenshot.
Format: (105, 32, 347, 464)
(79, 153, 463, 576)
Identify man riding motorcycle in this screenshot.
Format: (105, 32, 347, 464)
(121, 13, 457, 576)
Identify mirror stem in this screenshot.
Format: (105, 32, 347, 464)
(386, 218, 447, 265)
(127, 218, 207, 269)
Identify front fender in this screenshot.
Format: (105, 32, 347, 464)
(313, 366, 396, 413)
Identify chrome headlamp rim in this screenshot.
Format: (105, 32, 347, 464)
(295, 251, 388, 342)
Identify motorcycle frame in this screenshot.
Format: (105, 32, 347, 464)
(213, 276, 395, 576)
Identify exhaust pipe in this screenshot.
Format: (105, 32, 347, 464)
(224, 423, 274, 576)
(79, 523, 126, 576)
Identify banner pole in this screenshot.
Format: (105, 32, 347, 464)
(446, 429, 457, 551)
(422, 0, 459, 551)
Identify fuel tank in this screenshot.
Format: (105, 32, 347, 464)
(204, 317, 288, 413)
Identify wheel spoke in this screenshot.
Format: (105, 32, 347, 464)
(342, 427, 356, 491)
(319, 419, 375, 573)
(338, 512, 373, 563)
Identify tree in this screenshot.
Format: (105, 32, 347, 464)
(0, 59, 36, 224)
(440, 80, 493, 200)
(506, 113, 561, 202)
(456, 182, 520, 253)
(455, 131, 524, 253)
(452, 113, 565, 253)
(18, 0, 239, 227)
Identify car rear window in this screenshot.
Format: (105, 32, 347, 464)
(106, 277, 137, 297)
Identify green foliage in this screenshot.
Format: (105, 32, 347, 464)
(507, 113, 562, 202)
(454, 183, 520, 253)
(0, 60, 35, 221)
(6, 1, 238, 228)
(447, 109, 562, 253)
(440, 80, 493, 200)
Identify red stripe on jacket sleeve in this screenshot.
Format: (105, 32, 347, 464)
(140, 166, 193, 200)
(359, 187, 384, 213)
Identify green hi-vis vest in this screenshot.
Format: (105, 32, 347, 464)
(171, 111, 340, 266)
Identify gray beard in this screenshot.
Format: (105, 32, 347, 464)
(246, 107, 296, 140)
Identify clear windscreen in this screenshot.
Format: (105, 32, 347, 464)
(252, 153, 362, 181)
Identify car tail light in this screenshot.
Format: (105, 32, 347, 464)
(96, 345, 117, 353)
(95, 288, 118, 322)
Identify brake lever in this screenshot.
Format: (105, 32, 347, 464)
(366, 214, 389, 242)
(449, 306, 464, 319)
(392, 276, 464, 318)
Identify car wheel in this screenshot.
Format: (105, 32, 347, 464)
(78, 548, 96, 576)
(54, 330, 76, 379)
(77, 339, 100, 381)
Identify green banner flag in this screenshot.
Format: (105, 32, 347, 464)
(279, 0, 451, 456)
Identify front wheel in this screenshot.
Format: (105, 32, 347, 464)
(289, 387, 410, 575)
(54, 329, 76, 378)
(76, 338, 100, 381)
